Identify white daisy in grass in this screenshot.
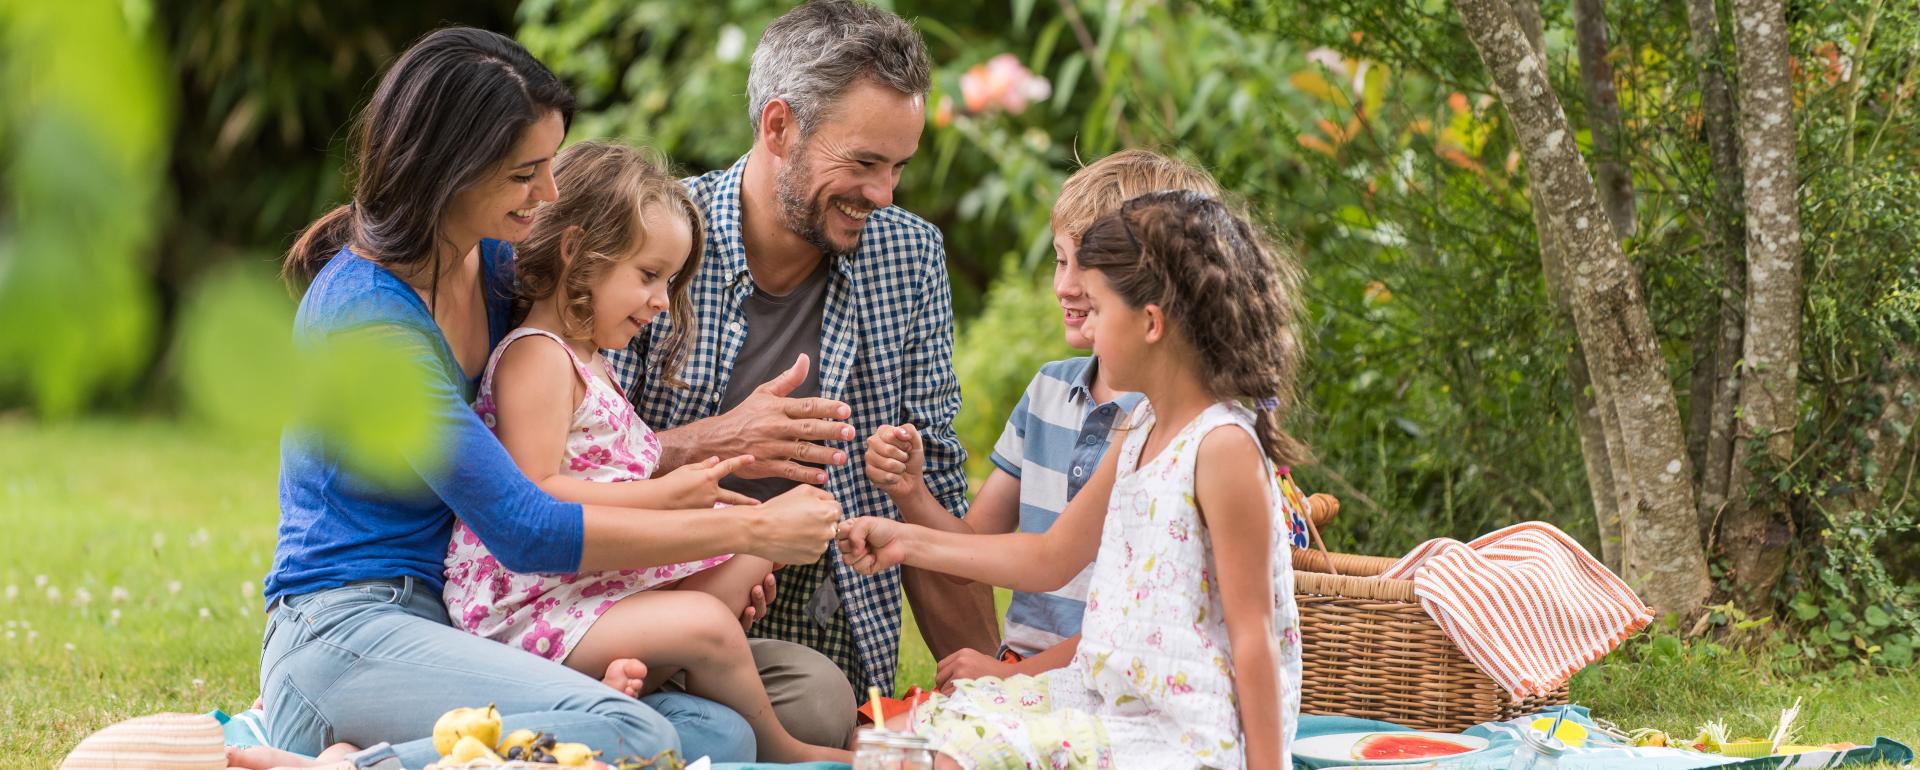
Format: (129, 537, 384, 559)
(46, 585, 60, 603)
(75, 587, 92, 607)
(167, 580, 182, 595)
(152, 532, 166, 549)
(34, 575, 47, 588)
(240, 581, 254, 599)
(110, 586, 129, 602)
(4, 584, 15, 601)
(64, 642, 75, 651)
(198, 607, 211, 621)
(109, 609, 121, 625)
(190, 528, 211, 548)
(4, 630, 13, 640)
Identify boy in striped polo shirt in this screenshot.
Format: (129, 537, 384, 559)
(862, 149, 1223, 688)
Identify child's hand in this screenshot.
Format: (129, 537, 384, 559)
(935, 648, 1018, 693)
(655, 455, 760, 508)
(864, 423, 926, 498)
(836, 516, 909, 575)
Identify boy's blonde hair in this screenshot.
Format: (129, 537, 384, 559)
(1050, 149, 1223, 243)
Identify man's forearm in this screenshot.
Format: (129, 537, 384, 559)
(654, 420, 721, 472)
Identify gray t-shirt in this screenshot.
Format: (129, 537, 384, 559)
(718, 261, 830, 503)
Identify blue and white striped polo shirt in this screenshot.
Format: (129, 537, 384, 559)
(989, 356, 1144, 657)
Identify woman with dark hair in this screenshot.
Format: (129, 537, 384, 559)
(239, 27, 844, 769)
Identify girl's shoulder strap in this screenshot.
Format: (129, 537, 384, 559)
(1184, 401, 1268, 470)
(481, 327, 596, 394)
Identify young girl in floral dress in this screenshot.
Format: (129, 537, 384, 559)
(441, 142, 848, 763)
(841, 190, 1306, 770)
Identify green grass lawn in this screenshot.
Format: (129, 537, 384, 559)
(3, 417, 1915, 768)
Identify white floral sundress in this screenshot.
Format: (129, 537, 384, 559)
(912, 401, 1303, 769)
(443, 327, 730, 662)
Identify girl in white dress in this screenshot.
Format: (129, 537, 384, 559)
(843, 190, 1306, 770)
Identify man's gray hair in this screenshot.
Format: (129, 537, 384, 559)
(747, 0, 932, 135)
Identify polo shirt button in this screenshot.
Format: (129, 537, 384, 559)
(726, 321, 742, 332)
(1072, 467, 1084, 478)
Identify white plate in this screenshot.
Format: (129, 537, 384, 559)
(1293, 731, 1491, 765)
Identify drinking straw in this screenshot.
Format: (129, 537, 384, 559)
(1545, 707, 1567, 747)
(869, 686, 885, 729)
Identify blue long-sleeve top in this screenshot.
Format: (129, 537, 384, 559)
(265, 240, 584, 604)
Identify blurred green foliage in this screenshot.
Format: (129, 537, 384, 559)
(0, 0, 168, 416)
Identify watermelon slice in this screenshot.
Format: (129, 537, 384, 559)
(1350, 733, 1478, 760)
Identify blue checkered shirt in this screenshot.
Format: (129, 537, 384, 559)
(606, 155, 969, 692)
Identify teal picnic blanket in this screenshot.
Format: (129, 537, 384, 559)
(1294, 706, 1912, 770)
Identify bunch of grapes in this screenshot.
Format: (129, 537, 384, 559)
(501, 732, 558, 763)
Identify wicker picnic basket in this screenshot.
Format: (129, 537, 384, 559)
(1292, 494, 1569, 732)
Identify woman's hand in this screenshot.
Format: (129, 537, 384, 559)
(836, 516, 911, 575)
(652, 455, 760, 508)
(747, 485, 843, 565)
(863, 423, 926, 499)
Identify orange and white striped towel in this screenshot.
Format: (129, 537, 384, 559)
(1381, 521, 1654, 699)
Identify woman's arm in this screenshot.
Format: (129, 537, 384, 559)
(839, 444, 1118, 592)
(371, 325, 835, 574)
(1196, 427, 1285, 770)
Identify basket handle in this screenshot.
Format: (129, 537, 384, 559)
(1303, 492, 1341, 577)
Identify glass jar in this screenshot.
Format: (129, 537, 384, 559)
(853, 728, 935, 770)
(1506, 728, 1567, 770)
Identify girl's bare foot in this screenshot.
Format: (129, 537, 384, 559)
(602, 658, 649, 697)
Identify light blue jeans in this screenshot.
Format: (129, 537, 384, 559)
(260, 577, 755, 767)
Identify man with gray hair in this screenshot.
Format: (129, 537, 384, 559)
(608, 0, 992, 743)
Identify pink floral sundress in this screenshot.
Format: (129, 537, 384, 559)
(443, 327, 730, 662)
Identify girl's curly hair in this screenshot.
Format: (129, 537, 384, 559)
(1076, 190, 1310, 468)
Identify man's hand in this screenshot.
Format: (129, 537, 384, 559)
(836, 516, 910, 575)
(673, 354, 854, 484)
(653, 455, 760, 508)
(935, 647, 1017, 693)
(863, 423, 926, 499)
(747, 485, 842, 565)
(739, 572, 776, 631)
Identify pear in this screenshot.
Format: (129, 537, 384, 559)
(449, 734, 502, 764)
(548, 742, 599, 766)
(431, 704, 501, 756)
(497, 728, 540, 755)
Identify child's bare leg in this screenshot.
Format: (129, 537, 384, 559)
(565, 590, 850, 764)
(675, 555, 775, 615)
(224, 742, 356, 770)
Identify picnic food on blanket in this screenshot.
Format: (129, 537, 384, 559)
(1627, 727, 1670, 747)
(434, 704, 502, 755)
(449, 735, 504, 764)
(1349, 733, 1480, 760)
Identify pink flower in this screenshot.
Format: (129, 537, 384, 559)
(461, 602, 490, 631)
(571, 445, 613, 471)
(579, 579, 627, 599)
(959, 54, 1050, 115)
(522, 621, 566, 661)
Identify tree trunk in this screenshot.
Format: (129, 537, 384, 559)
(1569, 0, 1636, 238)
(1506, 0, 1627, 571)
(1722, 0, 1804, 613)
(1454, 0, 1711, 619)
(1685, 0, 1748, 547)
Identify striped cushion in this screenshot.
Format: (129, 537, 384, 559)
(61, 712, 225, 770)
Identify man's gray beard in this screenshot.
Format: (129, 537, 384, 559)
(774, 145, 858, 260)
